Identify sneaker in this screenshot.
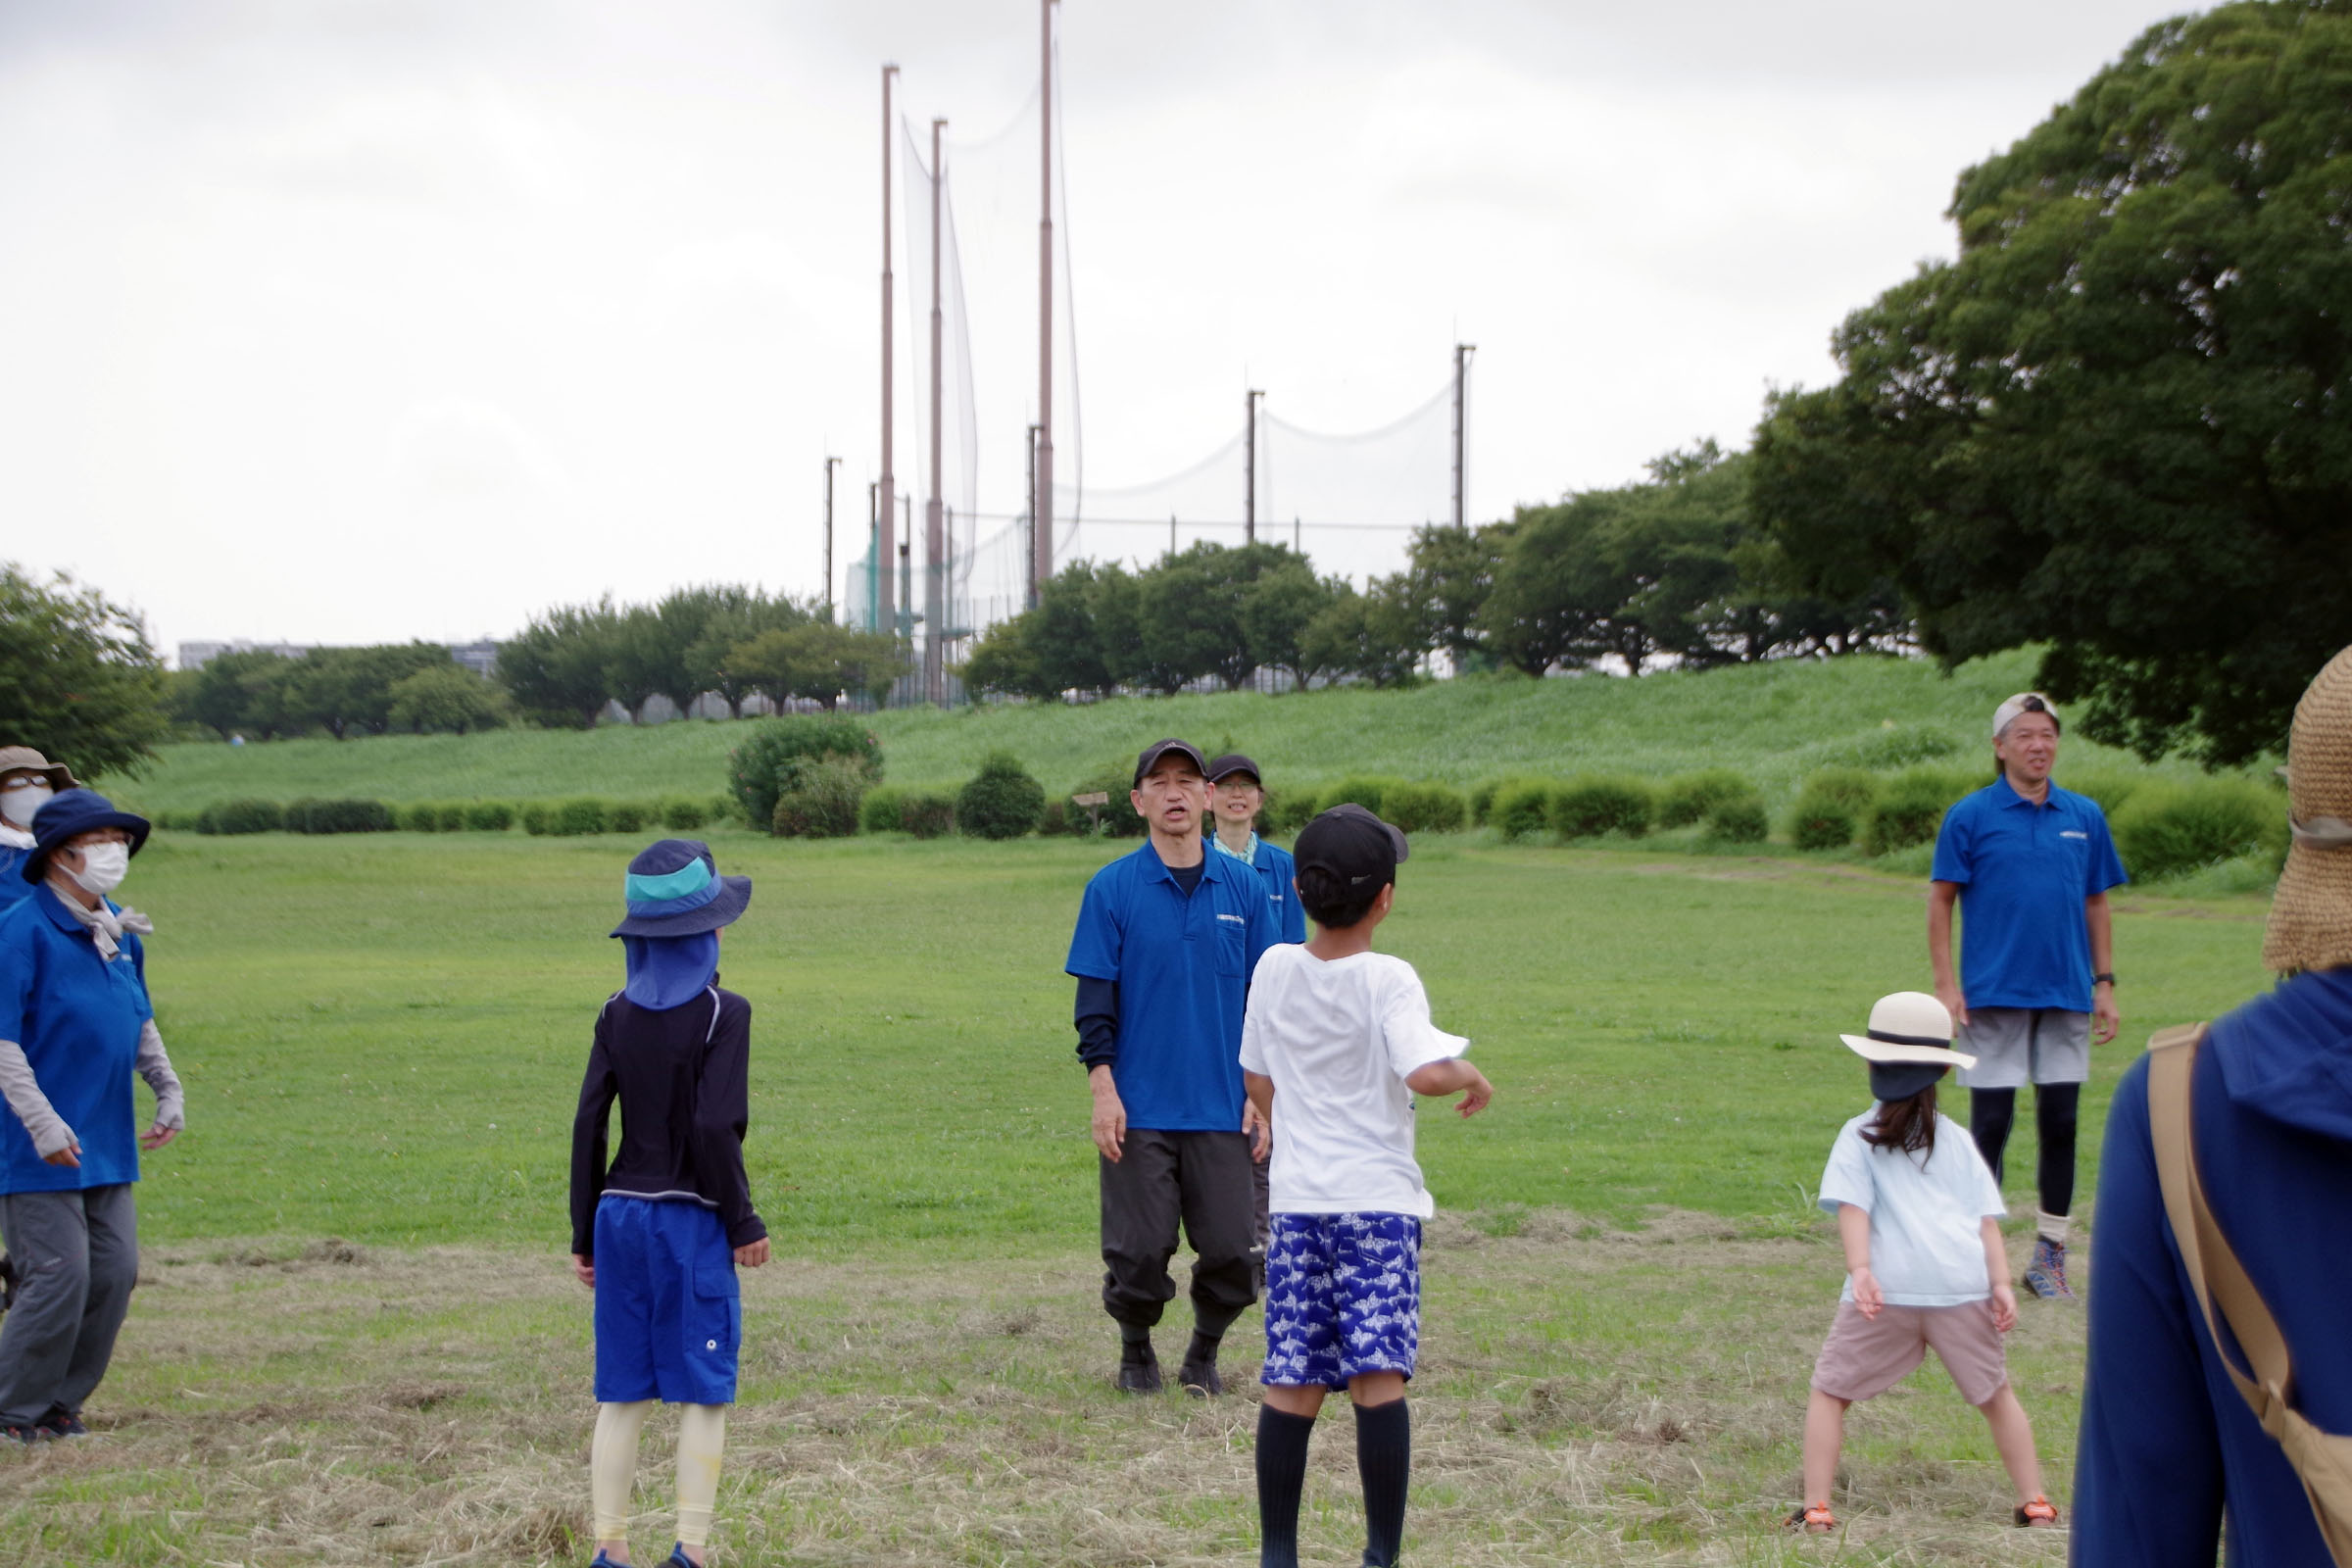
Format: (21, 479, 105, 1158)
(1783, 1501, 1837, 1534)
(32, 1408, 85, 1440)
(2023, 1236, 2076, 1301)
(0, 1424, 51, 1446)
(2015, 1495, 2061, 1528)
(1116, 1336, 1161, 1395)
(662, 1544, 700, 1567)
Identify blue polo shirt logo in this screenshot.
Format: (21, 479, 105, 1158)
(1931, 778, 2130, 1012)
(1065, 841, 1282, 1132)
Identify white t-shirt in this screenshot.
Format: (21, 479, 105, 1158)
(1237, 945, 1469, 1219)
(1816, 1108, 2008, 1306)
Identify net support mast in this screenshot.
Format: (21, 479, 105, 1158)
(1033, 0, 1056, 604)
(1245, 388, 1262, 545)
(879, 65, 899, 638)
(1453, 343, 1475, 531)
(925, 116, 947, 703)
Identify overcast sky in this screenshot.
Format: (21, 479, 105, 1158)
(0, 0, 2200, 658)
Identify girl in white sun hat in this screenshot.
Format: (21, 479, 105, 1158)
(1786, 991, 2059, 1536)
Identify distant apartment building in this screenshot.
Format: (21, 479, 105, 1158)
(177, 639, 500, 676)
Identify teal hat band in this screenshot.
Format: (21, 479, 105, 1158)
(625, 858, 713, 905)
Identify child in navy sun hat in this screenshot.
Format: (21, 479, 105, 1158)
(569, 840, 764, 1568)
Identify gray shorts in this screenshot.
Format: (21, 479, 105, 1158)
(1956, 1007, 2089, 1090)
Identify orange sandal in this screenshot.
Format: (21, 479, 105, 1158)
(1784, 1501, 1838, 1534)
(2015, 1495, 2060, 1528)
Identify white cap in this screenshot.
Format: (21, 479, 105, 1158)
(1993, 692, 2060, 740)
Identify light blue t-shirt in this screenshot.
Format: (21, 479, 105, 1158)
(1817, 1108, 2008, 1306)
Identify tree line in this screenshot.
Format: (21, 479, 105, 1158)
(959, 442, 1906, 701)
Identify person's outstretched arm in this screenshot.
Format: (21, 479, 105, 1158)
(2073, 1055, 2223, 1564)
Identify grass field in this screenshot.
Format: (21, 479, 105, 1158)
(0, 829, 2274, 1562)
(120, 648, 2232, 815)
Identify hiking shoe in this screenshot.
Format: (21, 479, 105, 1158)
(32, 1408, 85, 1440)
(0, 1424, 51, 1446)
(663, 1544, 700, 1567)
(2015, 1495, 2061, 1528)
(1783, 1501, 1837, 1534)
(1116, 1337, 1161, 1395)
(2023, 1236, 2076, 1301)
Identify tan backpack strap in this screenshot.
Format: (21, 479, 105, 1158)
(2147, 1023, 2352, 1563)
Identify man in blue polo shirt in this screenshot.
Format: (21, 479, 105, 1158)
(1929, 693, 2127, 1302)
(1069, 739, 1281, 1396)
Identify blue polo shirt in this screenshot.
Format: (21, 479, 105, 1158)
(0, 885, 153, 1193)
(1931, 776, 2128, 1012)
(0, 845, 34, 906)
(1066, 839, 1282, 1132)
(1217, 834, 1307, 945)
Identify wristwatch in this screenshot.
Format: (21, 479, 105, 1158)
(2093, 972, 2117, 987)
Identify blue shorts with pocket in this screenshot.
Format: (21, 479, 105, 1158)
(592, 1195, 741, 1405)
(1260, 1211, 1421, 1390)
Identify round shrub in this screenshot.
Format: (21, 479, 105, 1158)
(1467, 778, 1507, 827)
(606, 800, 658, 836)
(435, 803, 467, 832)
(1549, 776, 1654, 840)
(958, 752, 1047, 841)
(1863, 768, 1975, 857)
(1706, 796, 1770, 844)
(1799, 767, 1882, 814)
(1788, 798, 1860, 852)
(2067, 775, 2143, 820)
(2113, 780, 2284, 881)
(1490, 780, 1556, 841)
(198, 798, 282, 836)
(465, 801, 515, 832)
(1381, 781, 1467, 836)
(859, 785, 909, 836)
(899, 790, 956, 840)
(1318, 775, 1405, 818)
(1040, 798, 1070, 836)
(399, 802, 445, 832)
(551, 798, 608, 837)
(660, 797, 708, 832)
(1659, 769, 1756, 829)
(1066, 767, 1146, 838)
(728, 716, 883, 831)
(772, 758, 870, 840)
(1264, 788, 1320, 836)
(520, 802, 554, 836)
(285, 799, 396, 834)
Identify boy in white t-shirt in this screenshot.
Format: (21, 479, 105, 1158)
(1239, 804, 1494, 1568)
(1789, 991, 2058, 1535)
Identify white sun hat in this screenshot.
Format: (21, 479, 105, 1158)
(1838, 991, 1978, 1069)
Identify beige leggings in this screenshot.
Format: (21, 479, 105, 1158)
(592, 1400, 728, 1549)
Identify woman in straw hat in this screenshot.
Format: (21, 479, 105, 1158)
(0, 750, 77, 906)
(569, 839, 766, 1568)
(1788, 991, 2058, 1534)
(2074, 646, 2352, 1565)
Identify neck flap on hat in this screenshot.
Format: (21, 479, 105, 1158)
(621, 931, 719, 1010)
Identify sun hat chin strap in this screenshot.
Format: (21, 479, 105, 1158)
(2290, 815, 2352, 851)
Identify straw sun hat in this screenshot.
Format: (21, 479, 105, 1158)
(2265, 645, 2352, 975)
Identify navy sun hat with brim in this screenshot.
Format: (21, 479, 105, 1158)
(24, 789, 150, 883)
(610, 838, 753, 938)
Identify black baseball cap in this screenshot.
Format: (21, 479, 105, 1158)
(1133, 738, 1209, 788)
(1296, 803, 1409, 892)
(1206, 753, 1261, 786)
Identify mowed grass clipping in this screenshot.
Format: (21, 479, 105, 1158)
(122, 829, 2269, 1251)
(120, 646, 2226, 813)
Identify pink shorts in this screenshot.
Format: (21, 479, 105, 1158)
(1809, 1298, 2009, 1407)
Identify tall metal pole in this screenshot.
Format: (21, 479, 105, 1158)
(879, 65, 899, 636)
(823, 456, 840, 615)
(1025, 423, 1043, 610)
(926, 117, 948, 705)
(866, 481, 879, 631)
(1245, 388, 1263, 545)
(1034, 0, 1056, 603)
(1453, 343, 1475, 532)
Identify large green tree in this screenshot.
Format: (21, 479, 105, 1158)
(498, 601, 623, 728)
(1751, 0, 2352, 763)
(0, 564, 169, 778)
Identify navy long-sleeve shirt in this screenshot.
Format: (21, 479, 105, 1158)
(2075, 966, 2352, 1565)
(569, 984, 766, 1255)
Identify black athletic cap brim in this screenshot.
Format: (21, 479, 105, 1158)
(1133, 738, 1209, 788)
(1205, 753, 1261, 785)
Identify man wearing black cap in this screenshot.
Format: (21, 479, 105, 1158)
(1066, 739, 1284, 1394)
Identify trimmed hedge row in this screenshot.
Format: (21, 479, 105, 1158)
(174, 795, 731, 836)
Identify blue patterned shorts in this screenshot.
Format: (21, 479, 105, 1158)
(1260, 1211, 1421, 1389)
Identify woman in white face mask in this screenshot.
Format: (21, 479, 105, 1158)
(0, 748, 77, 909)
(0, 787, 183, 1444)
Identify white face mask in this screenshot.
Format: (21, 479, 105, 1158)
(66, 842, 129, 897)
(0, 781, 50, 829)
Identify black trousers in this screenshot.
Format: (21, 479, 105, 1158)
(1100, 1129, 1259, 1335)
